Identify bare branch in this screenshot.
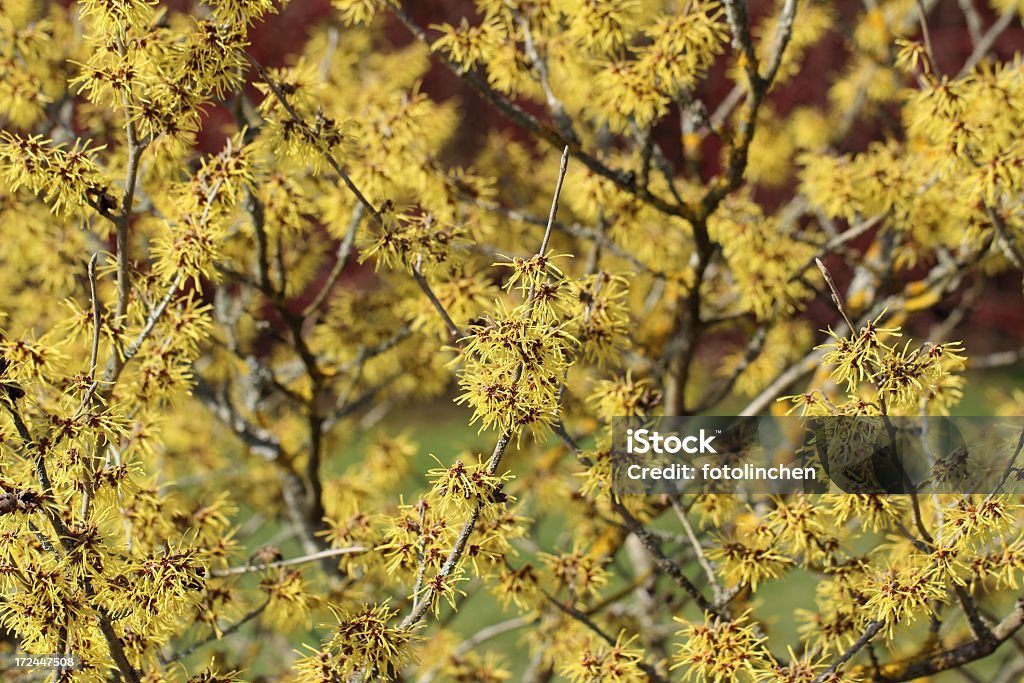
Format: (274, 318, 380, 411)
(985, 204, 1024, 272)
(246, 54, 381, 221)
(303, 204, 365, 318)
(211, 546, 369, 577)
(611, 497, 718, 616)
(162, 597, 272, 665)
(721, 0, 760, 86)
(812, 620, 883, 683)
(542, 591, 670, 683)
(513, 7, 577, 143)
(671, 497, 725, 605)
(883, 598, 1024, 681)
(87, 253, 101, 379)
(969, 348, 1024, 369)
(959, 10, 1015, 77)
(540, 146, 569, 257)
(957, 0, 984, 44)
(412, 256, 463, 343)
(815, 258, 856, 332)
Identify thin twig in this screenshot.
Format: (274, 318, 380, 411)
(969, 348, 1024, 369)
(541, 147, 569, 257)
(470, 198, 674, 281)
(416, 614, 535, 683)
(957, 0, 983, 44)
(162, 597, 272, 665)
(303, 204, 365, 318)
(985, 204, 1024, 271)
(121, 275, 184, 365)
(815, 258, 856, 331)
(525, 145, 569, 303)
(740, 346, 827, 416)
(211, 545, 368, 577)
(543, 591, 670, 683)
(410, 501, 429, 614)
(115, 96, 143, 325)
(959, 10, 1015, 77)
(991, 428, 1024, 497)
(611, 497, 718, 615)
(761, 0, 799, 87)
(513, 7, 577, 143)
(246, 54, 380, 221)
(412, 256, 463, 343)
(671, 497, 725, 605)
(87, 253, 101, 379)
(721, 0, 760, 86)
(916, 0, 937, 72)
(814, 621, 884, 682)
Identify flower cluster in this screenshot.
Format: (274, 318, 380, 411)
(787, 313, 967, 415)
